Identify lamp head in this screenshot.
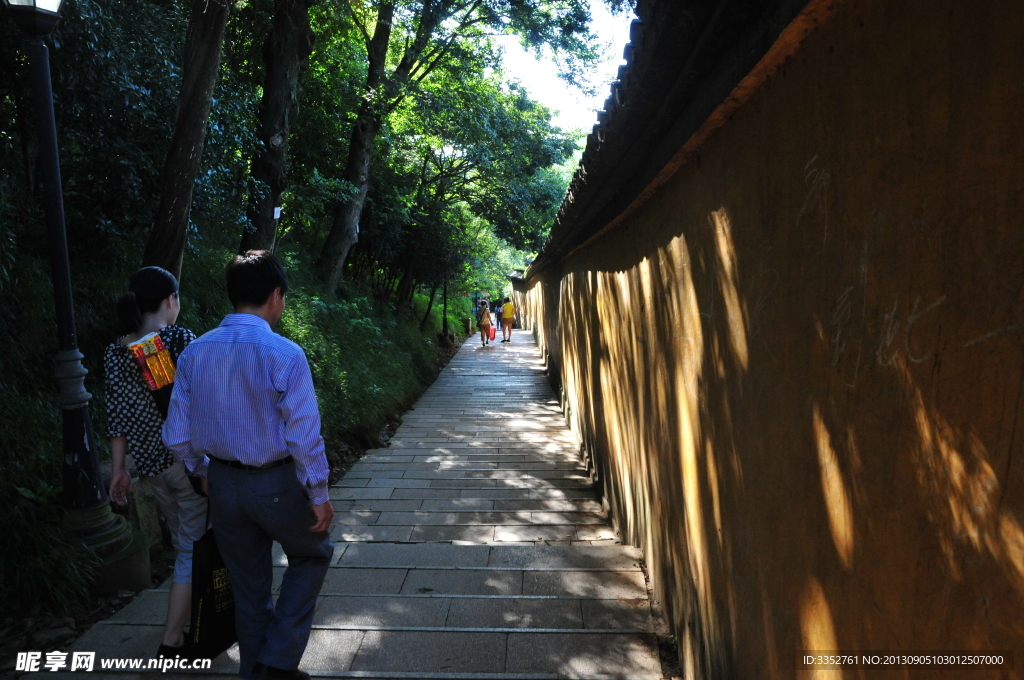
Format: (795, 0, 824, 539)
(2, 0, 63, 38)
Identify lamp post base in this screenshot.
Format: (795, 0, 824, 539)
(93, 530, 153, 596)
(64, 504, 134, 554)
(66, 506, 152, 595)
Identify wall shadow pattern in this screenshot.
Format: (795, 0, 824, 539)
(516, 0, 1024, 677)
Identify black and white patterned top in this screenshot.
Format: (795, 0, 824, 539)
(104, 325, 196, 477)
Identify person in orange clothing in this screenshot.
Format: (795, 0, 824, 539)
(476, 299, 492, 347)
(500, 297, 515, 343)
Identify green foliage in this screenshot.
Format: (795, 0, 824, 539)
(400, 69, 576, 251)
(0, 0, 189, 262)
(346, 44, 575, 303)
(277, 272, 443, 446)
(352, 0, 600, 93)
(278, 170, 357, 247)
(0, 390, 101, 617)
(0, 0, 609, 618)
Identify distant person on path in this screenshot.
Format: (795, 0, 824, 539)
(105, 266, 207, 658)
(476, 299, 492, 347)
(501, 297, 515, 343)
(494, 300, 503, 330)
(164, 251, 334, 680)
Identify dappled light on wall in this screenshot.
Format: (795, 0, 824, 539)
(595, 267, 647, 547)
(903, 358, 1024, 594)
(711, 208, 749, 372)
(519, 217, 757, 676)
(812, 404, 855, 569)
(799, 576, 843, 679)
(705, 437, 725, 548)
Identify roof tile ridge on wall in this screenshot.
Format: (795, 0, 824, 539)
(529, 0, 846, 280)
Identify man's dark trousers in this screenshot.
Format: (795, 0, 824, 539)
(208, 460, 333, 679)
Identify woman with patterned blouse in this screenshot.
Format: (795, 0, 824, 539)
(105, 266, 207, 658)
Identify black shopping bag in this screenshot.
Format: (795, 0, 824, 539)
(189, 527, 237, 658)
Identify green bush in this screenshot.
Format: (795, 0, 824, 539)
(410, 290, 474, 337)
(279, 284, 443, 448)
(0, 390, 101, 616)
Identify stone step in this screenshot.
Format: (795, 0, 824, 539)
(343, 470, 590, 480)
(329, 524, 618, 543)
(351, 462, 587, 471)
(331, 488, 598, 501)
(306, 630, 661, 678)
(64, 624, 661, 679)
(335, 479, 593, 490)
(394, 424, 570, 429)
(336, 544, 642, 569)
(331, 499, 605, 513)
(271, 568, 641, 598)
(105, 592, 653, 632)
(396, 417, 569, 423)
(387, 435, 575, 440)
(330, 511, 608, 526)
(363, 456, 585, 463)
(362, 449, 582, 457)
(387, 442, 579, 449)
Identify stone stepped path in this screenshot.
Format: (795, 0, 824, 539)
(60, 331, 661, 679)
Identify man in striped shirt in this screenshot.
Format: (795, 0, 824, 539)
(164, 251, 333, 680)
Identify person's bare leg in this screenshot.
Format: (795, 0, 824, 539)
(162, 582, 191, 647)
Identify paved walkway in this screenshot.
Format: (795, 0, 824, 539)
(64, 331, 661, 679)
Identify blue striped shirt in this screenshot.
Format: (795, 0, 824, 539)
(162, 313, 330, 505)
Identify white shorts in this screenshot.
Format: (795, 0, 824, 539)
(148, 461, 209, 583)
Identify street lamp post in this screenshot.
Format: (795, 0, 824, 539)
(4, 0, 150, 592)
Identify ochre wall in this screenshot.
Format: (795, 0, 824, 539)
(518, 0, 1024, 677)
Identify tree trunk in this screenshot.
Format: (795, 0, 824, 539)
(395, 259, 414, 307)
(239, 0, 315, 253)
(441, 277, 449, 337)
(401, 279, 416, 307)
(316, 2, 395, 293)
(350, 245, 370, 282)
(419, 282, 438, 330)
(142, 0, 230, 278)
(317, 107, 378, 291)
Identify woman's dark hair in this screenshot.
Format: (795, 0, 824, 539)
(116, 267, 179, 335)
(226, 250, 289, 308)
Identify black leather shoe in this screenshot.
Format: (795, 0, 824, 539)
(252, 662, 311, 680)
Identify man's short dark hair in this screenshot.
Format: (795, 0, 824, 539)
(226, 250, 289, 308)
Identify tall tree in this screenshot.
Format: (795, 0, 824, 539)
(239, 0, 316, 253)
(364, 68, 574, 294)
(142, 0, 230, 278)
(316, 0, 595, 292)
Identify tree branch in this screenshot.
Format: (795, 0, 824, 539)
(341, 0, 373, 51)
(408, 0, 484, 82)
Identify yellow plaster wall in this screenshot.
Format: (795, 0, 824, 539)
(518, 0, 1024, 676)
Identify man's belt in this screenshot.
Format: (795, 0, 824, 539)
(209, 455, 294, 471)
